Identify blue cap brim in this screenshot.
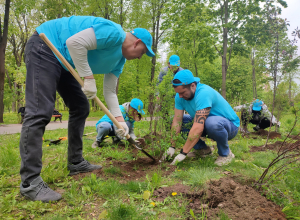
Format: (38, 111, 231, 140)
(194, 77, 200, 82)
(146, 46, 155, 57)
(169, 61, 179, 66)
(253, 106, 262, 111)
(137, 109, 145, 115)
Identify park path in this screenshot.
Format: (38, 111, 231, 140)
(0, 120, 99, 135)
(0, 117, 152, 135)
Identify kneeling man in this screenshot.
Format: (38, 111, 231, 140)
(161, 70, 240, 166)
(92, 98, 144, 148)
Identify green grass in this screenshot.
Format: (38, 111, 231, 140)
(1, 115, 300, 219)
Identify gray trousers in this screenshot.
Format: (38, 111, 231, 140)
(20, 33, 90, 185)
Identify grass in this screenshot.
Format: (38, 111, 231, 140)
(1, 113, 300, 219)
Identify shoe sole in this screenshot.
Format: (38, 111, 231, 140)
(68, 166, 102, 176)
(20, 193, 62, 203)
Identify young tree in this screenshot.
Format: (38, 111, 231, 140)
(0, 0, 11, 122)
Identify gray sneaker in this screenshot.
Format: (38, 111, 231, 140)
(20, 176, 62, 202)
(68, 160, 102, 176)
(214, 150, 235, 166)
(187, 146, 214, 158)
(91, 140, 101, 148)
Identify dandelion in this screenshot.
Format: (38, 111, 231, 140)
(150, 202, 156, 207)
(47, 145, 49, 147)
(177, 170, 181, 171)
(172, 192, 177, 196)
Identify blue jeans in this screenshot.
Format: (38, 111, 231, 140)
(181, 114, 238, 156)
(96, 121, 133, 142)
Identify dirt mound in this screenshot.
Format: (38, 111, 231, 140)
(250, 129, 281, 139)
(153, 178, 286, 220)
(250, 141, 284, 152)
(72, 157, 176, 182)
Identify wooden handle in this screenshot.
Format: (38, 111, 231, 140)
(39, 33, 130, 138)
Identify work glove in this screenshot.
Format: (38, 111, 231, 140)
(129, 130, 137, 140)
(82, 78, 97, 99)
(170, 151, 187, 165)
(113, 122, 129, 140)
(160, 147, 175, 161)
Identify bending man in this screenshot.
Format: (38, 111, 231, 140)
(19, 16, 154, 202)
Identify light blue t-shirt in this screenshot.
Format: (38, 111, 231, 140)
(96, 105, 135, 127)
(36, 16, 126, 77)
(175, 83, 240, 127)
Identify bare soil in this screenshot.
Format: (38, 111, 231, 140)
(153, 177, 286, 220)
(72, 157, 176, 182)
(247, 129, 282, 139)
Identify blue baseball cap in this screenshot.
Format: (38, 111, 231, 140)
(130, 28, 155, 57)
(169, 55, 180, 66)
(252, 99, 263, 111)
(172, 69, 200, 86)
(130, 98, 145, 115)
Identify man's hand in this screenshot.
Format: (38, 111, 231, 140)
(113, 122, 129, 140)
(82, 78, 97, 99)
(160, 147, 175, 161)
(170, 153, 186, 165)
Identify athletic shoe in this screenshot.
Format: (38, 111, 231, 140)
(187, 146, 214, 158)
(20, 176, 62, 202)
(214, 150, 235, 166)
(91, 140, 101, 148)
(68, 160, 102, 176)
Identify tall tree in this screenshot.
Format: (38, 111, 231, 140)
(0, 0, 11, 122)
(208, 0, 265, 99)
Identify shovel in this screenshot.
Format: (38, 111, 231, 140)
(39, 33, 156, 162)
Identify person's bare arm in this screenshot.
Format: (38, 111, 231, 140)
(182, 107, 211, 153)
(171, 108, 184, 147)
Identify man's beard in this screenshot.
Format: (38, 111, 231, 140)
(185, 89, 195, 100)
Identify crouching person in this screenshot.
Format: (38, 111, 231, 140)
(92, 98, 145, 148)
(234, 99, 280, 133)
(161, 70, 240, 166)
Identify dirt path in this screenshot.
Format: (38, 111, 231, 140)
(0, 120, 99, 135)
(0, 117, 152, 135)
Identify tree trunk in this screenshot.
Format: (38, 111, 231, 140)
(251, 48, 257, 99)
(221, 0, 229, 99)
(288, 73, 292, 105)
(0, 0, 11, 122)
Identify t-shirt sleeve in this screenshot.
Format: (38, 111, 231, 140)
(195, 89, 213, 110)
(111, 57, 126, 78)
(120, 106, 127, 119)
(92, 23, 124, 50)
(175, 94, 184, 110)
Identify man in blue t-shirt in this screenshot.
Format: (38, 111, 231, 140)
(161, 70, 239, 166)
(92, 98, 145, 148)
(19, 16, 155, 202)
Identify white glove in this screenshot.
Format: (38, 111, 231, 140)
(170, 153, 186, 165)
(113, 122, 129, 140)
(129, 131, 137, 140)
(82, 78, 97, 99)
(160, 147, 175, 161)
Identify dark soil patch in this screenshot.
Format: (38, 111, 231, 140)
(250, 141, 284, 152)
(153, 177, 286, 220)
(250, 129, 281, 139)
(250, 140, 300, 152)
(72, 157, 176, 182)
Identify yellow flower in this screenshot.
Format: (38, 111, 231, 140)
(172, 192, 177, 196)
(150, 202, 155, 207)
(177, 170, 181, 171)
(47, 145, 49, 147)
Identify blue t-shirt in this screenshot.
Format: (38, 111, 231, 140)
(96, 105, 135, 127)
(36, 16, 126, 77)
(175, 83, 240, 127)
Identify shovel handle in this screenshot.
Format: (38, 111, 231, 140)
(39, 33, 129, 137)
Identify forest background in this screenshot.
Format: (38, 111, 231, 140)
(0, 0, 300, 124)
